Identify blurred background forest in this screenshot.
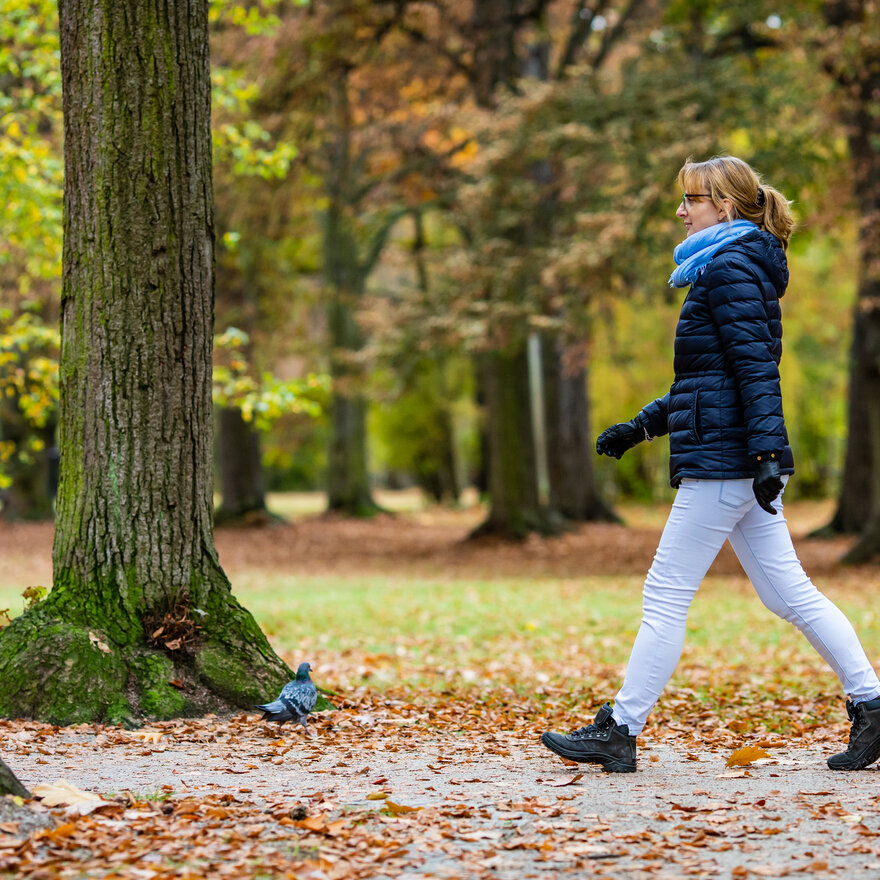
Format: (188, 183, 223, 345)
(1, 0, 878, 554)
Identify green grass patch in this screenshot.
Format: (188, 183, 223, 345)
(228, 570, 880, 712)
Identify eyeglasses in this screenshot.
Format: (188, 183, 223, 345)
(681, 193, 712, 209)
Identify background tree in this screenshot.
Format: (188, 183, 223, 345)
(0, 0, 292, 723)
(209, 10, 305, 525)
(0, 312, 59, 519)
(816, 0, 880, 563)
(0, 0, 63, 520)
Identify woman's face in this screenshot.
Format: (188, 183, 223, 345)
(676, 192, 724, 237)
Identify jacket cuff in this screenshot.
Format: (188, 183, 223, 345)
(752, 451, 781, 464)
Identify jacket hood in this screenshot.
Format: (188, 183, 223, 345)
(723, 228, 789, 297)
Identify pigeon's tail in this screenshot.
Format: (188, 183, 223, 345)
(254, 702, 288, 724)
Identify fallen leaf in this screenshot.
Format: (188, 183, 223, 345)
(87, 631, 111, 654)
(46, 822, 78, 842)
(133, 730, 164, 744)
(366, 792, 388, 800)
(32, 780, 102, 807)
(384, 800, 421, 815)
(543, 774, 584, 787)
(726, 746, 771, 767)
(295, 815, 328, 831)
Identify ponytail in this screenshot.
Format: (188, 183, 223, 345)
(757, 185, 794, 250)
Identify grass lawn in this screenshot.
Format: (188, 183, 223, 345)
(1, 493, 877, 732)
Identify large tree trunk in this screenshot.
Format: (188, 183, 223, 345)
(0, 0, 290, 725)
(542, 336, 617, 522)
(214, 406, 274, 526)
(0, 757, 29, 798)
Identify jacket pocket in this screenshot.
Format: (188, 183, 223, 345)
(690, 390, 703, 444)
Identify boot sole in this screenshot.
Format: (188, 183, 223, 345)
(540, 733, 636, 773)
(827, 740, 880, 771)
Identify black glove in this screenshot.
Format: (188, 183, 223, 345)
(753, 453, 783, 515)
(596, 417, 649, 460)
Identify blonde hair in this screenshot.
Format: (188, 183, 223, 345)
(677, 156, 794, 249)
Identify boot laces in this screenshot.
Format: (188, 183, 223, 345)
(847, 701, 868, 746)
(569, 722, 600, 740)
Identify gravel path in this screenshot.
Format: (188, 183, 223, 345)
(6, 718, 879, 878)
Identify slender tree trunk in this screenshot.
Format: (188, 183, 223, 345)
(324, 251, 375, 514)
(822, 326, 874, 535)
(323, 77, 378, 516)
(0, 0, 290, 724)
(542, 337, 617, 522)
(473, 363, 490, 495)
(0, 757, 29, 798)
(408, 216, 460, 504)
(822, 0, 880, 562)
(215, 406, 274, 525)
(841, 141, 880, 563)
(472, 349, 552, 539)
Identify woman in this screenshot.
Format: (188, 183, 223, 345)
(540, 155, 880, 774)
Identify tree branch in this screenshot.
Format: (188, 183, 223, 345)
(361, 205, 412, 275)
(590, 0, 646, 71)
(349, 137, 473, 206)
(397, 23, 474, 79)
(555, 0, 610, 80)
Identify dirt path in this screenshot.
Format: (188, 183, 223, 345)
(3, 707, 879, 878)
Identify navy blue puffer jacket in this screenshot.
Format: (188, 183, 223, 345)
(637, 229, 795, 487)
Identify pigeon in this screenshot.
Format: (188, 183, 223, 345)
(255, 662, 318, 737)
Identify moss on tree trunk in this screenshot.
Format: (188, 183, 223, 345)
(0, 0, 291, 724)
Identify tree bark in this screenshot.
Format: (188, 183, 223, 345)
(472, 349, 554, 539)
(0, 0, 291, 725)
(822, 323, 875, 535)
(324, 234, 375, 515)
(0, 757, 29, 798)
(323, 77, 379, 516)
(542, 336, 617, 522)
(214, 406, 275, 526)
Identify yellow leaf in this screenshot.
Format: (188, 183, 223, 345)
(366, 792, 387, 800)
(726, 746, 771, 767)
(384, 800, 421, 815)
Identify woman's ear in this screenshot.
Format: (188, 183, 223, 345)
(719, 197, 735, 221)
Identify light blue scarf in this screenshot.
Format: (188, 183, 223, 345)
(668, 219, 757, 288)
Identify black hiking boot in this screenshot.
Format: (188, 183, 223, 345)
(540, 702, 636, 773)
(827, 698, 880, 771)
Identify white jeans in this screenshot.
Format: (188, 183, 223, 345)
(612, 478, 880, 735)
